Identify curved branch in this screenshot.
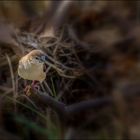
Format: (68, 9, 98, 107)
(34, 85, 140, 120)
(35, 92, 66, 117)
(66, 97, 112, 115)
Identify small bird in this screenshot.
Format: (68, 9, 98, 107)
(18, 50, 47, 82)
(18, 49, 75, 94)
(18, 49, 48, 94)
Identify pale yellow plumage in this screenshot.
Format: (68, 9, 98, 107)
(18, 50, 46, 83)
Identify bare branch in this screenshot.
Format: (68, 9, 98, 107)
(33, 83, 140, 121)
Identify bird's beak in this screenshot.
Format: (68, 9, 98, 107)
(40, 55, 47, 62)
(41, 55, 53, 64)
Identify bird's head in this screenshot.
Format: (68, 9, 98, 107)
(28, 50, 48, 63)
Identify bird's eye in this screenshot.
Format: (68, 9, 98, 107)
(35, 56, 44, 63)
(35, 56, 39, 60)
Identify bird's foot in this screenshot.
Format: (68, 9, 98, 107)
(24, 83, 40, 96)
(24, 85, 32, 96)
(33, 84, 40, 91)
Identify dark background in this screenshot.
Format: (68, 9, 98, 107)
(0, 1, 140, 139)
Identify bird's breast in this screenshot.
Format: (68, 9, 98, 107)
(18, 60, 46, 82)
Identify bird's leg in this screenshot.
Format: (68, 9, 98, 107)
(24, 85, 32, 96)
(31, 80, 40, 91)
(24, 81, 40, 96)
(31, 80, 36, 87)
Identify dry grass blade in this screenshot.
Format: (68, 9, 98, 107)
(6, 54, 16, 98)
(0, 55, 17, 68)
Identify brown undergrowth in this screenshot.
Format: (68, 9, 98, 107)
(0, 1, 140, 139)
